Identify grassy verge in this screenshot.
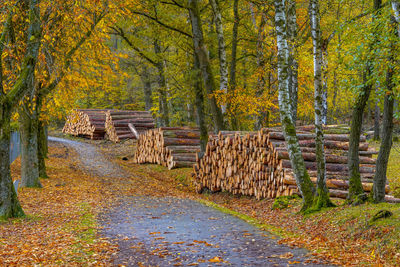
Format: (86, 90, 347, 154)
(117, 155, 400, 266)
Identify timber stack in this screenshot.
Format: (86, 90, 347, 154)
(193, 126, 398, 202)
(62, 109, 107, 140)
(105, 110, 155, 142)
(133, 127, 201, 170)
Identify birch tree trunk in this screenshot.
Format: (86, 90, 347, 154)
(274, 0, 315, 211)
(373, 6, 399, 202)
(287, 0, 299, 123)
(210, 0, 228, 114)
(321, 51, 328, 124)
(309, 0, 333, 208)
(347, 0, 382, 203)
(188, 0, 224, 132)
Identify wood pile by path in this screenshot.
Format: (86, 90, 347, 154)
(192, 126, 399, 202)
(133, 127, 201, 170)
(105, 110, 155, 142)
(62, 109, 107, 140)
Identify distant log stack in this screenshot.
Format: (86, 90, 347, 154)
(62, 109, 107, 140)
(105, 110, 155, 142)
(193, 127, 399, 202)
(133, 127, 201, 170)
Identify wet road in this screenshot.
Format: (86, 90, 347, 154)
(51, 137, 330, 266)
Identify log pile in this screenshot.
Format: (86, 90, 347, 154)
(105, 110, 155, 142)
(193, 127, 398, 202)
(62, 109, 107, 140)
(133, 127, 201, 170)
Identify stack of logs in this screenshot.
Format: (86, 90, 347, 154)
(105, 110, 155, 142)
(133, 127, 201, 170)
(62, 109, 107, 140)
(193, 126, 398, 202)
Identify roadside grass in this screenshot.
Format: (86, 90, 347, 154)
(114, 139, 400, 266)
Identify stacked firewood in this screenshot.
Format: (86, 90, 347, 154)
(105, 110, 155, 142)
(62, 109, 107, 140)
(193, 127, 398, 202)
(133, 127, 201, 170)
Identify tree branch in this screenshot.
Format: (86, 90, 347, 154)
(130, 10, 192, 38)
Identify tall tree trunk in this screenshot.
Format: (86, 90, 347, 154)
(229, 0, 239, 130)
(193, 53, 208, 152)
(373, 8, 399, 202)
(374, 86, 380, 140)
(309, 0, 334, 208)
(347, 0, 381, 203)
(188, 0, 224, 132)
(0, 0, 42, 219)
(141, 65, 153, 111)
(154, 40, 169, 127)
(287, 0, 299, 123)
(36, 92, 48, 179)
(0, 106, 25, 219)
(274, 0, 315, 211)
(19, 99, 41, 188)
(210, 0, 228, 114)
(254, 11, 266, 130)
(321, 50, 328, 124)
(38, 119, 48, 179)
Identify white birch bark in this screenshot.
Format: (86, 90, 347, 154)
(210, 0, 229, 114)
(310, 0, 330, 204)
(274, 0, 315, 209)
(287, 0, 299, 123)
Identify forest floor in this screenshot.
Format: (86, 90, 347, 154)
(1, 134, 400, 266)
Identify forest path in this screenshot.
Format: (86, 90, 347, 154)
(49, 137, 329, 266)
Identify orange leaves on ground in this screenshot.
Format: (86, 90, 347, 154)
(4, 143, 116, 266)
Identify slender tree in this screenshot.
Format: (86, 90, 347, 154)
(210, 0, 228, 114)
(287, 0, 299, 123)
(347, 0, 382, 203)
(274, 0, 315, 211)
(373, 2, 399, 202)
(229, 0, 239, 130)
(309, 0, 334, 208)
(188, 0, 224, 132)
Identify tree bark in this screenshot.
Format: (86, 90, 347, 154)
(229, 0, 239, 130)
(274, 0, 315, 211)
(193, 52, 208, 152)
(373, 11, 398, 202)
(254, 10, 267, 130)
(37, 116, 48, 179)
(210, 0, 229, 114)
(141, 65, 153, 111)
(19, 100, 41, 188)
(347, 0, 382, 203)
(0, 0, 42, 219)
(374, 86, 380, 140)
(0, 106, 25, 219)
(309, 0, 333, 208)
(154, 40, 169, 127)
(287, 0, 299, 123)
(188, 0, 224, 132)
